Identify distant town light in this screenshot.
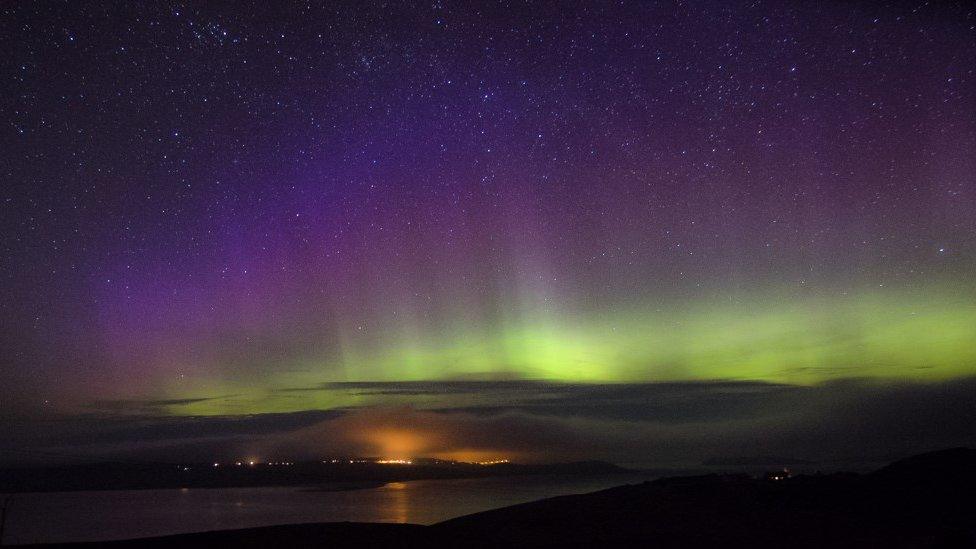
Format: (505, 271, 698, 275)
(477, 459, 510, 465)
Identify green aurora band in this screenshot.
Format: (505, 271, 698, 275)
(169, 285, 976, 416)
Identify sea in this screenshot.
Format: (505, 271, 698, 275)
(1, 472, 653, 545)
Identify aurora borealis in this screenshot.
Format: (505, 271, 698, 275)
(117, 288, 976, 417)
(1, 1, 975, 465)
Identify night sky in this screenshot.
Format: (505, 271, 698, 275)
(1, 1, 974, 466)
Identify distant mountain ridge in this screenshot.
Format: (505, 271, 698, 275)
(701, 455, 817, 467)
(871, 447, 976, 480)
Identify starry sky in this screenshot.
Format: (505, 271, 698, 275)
(1, 1, 974, 465)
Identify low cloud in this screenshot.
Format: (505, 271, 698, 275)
(2, 378, 975, 468)
(269, 375, 976, 467)
(85, 396, 232, 413)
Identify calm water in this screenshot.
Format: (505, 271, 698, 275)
(2, 473, 652, 545)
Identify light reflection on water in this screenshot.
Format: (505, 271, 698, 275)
(386, 481, 409, 524)
(2, 473, 652, 545)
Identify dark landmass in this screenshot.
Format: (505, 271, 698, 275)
(18, 448, 976, 548)
(701, 455, 818, 467)
(0, 459, 627, 493)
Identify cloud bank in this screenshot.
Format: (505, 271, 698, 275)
(2, 377, 975, 468)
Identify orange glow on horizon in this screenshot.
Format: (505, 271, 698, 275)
(337, 409, 525, 464)
(429, 449, 517, 463)
(364, 428, 428, 459)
